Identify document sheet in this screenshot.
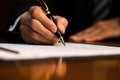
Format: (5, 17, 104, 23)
(0, 43, 120, 60)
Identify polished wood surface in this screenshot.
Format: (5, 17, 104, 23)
(0, 59, 120, 80)
(0, 38, 120, 80)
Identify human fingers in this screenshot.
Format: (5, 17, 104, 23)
(84, 28, 120, 42)
(20, 24, 58, 44)
(83, 31, 115, 42)
(29, 6, 57, 33)
(20, 11, 31, 25)
(68, 25, 98, 43)
(20, 11, 58, 44)
(68, 21, 110, 43)
(84, 21, 120, 42)
(54, 16, 68, 34)
(82, 24, 106, 41)
(29, 19, 58, 43)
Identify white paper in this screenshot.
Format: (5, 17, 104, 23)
(0, 43, 120, 60)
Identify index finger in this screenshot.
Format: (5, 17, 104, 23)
(29, 6, 57, 33)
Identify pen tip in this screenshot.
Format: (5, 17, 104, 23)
(59, 37, 66, 46)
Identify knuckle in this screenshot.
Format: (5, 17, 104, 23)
(20, 12, 28, 21)
(29, 6, 43, 18)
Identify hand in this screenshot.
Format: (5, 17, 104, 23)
(69, 18, 120, 43)
(20, 6, 68, 44)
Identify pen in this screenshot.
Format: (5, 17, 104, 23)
(38, 0, 65, 46)
(0, 47, 19, 54)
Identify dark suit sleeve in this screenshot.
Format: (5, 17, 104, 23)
(10, 0, 38, 24)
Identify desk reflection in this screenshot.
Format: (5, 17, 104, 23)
(0, 59, 120, 80)
(0, 60, 66, 80)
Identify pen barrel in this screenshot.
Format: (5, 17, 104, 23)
(39, 0, 65, 45)
(55, 31, 63, 38)
(47, 14, 56, 24)
(47, 14, 63, 38)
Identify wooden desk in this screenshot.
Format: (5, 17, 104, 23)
(0, 38, 120, 80)
(0, 59, 120, 80)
